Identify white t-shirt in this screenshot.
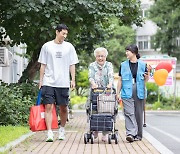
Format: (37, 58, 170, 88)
(38, 40, 79, 87)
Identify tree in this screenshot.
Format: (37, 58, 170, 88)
(0, 0, 143, 82)
(76, 69, 89, 96)
(149, 0, 180, 60)
(96, 18, 136, 72)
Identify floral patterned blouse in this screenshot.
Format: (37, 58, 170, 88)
(88, 61, 114, 87)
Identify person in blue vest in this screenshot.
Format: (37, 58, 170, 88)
(116, 44, 149, 142)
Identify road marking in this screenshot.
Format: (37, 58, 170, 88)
(144, 130, 174, 154)
(147, 123, 180, 143)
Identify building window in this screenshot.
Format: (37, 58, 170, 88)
(137, 36, 149, 51)
(150, 36, 155, 49)
(138, 41, 143, 50)
(144, 41, 148, 49)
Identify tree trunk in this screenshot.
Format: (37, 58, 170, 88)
(18, 51, 40, 83)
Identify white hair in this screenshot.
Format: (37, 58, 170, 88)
(94, 47, 108, 57)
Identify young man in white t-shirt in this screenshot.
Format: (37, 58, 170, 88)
(38, 24, 79, 142)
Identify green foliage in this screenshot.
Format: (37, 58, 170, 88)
(0, 82, 38, 125)
(146, 82, 159, 104)
(152, 101, 163, 110)
(70, 95, 87, 106)
(149, 0, 180, 61)
(76, 69, 89, 96)
(145, 82, 180, 110)
(174, 97, 180, 109)
(161, 96, 180, 110)
(0, 125, 29, 147)
(100, 18, 136, 71)
(0, 0, 143, 82)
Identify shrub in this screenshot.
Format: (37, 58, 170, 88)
(0, 82, 38, 125)
(146, 82, 159, 104)
(174, 97, 180, 110)
(70, 96, 87, 106)
(152, 101, 163, 110)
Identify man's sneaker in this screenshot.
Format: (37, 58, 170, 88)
(59, 127, 65, 140)
(46, 130, 54, 142)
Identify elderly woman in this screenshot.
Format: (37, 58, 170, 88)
(89, 47, 114, 89)
(88, 47, 114, 142)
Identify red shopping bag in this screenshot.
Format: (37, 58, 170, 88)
(29, 90, 58, 131)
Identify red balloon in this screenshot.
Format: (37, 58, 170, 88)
(155, 62, 172, 73)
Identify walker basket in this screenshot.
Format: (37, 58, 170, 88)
(97, 93, 116, 114)
(90, 114, 113, 131)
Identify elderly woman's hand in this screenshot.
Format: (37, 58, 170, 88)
(106, 83, 112, 88)
(91, 83, 98, 89)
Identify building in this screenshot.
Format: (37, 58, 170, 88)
(132, 0, 159, 55)
(0, 43, 28, 84)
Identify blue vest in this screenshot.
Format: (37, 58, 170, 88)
(121, 59, 146, 99)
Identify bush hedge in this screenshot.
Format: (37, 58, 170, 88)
(0, 82, 38, 126)
(146, 82, 159, 104)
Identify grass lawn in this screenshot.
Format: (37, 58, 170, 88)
(0, 125, 30, 147)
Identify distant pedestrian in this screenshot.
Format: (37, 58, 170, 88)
(38, 23, 79, 142)
(116, 44, 149, 142)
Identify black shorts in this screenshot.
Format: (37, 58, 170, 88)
(41, 86, 69, 105)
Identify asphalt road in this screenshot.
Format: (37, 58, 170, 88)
(144, 111, 180, 154)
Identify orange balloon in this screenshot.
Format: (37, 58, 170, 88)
(153, 69, 168, 86)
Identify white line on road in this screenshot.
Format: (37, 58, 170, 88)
(144, 130, 174, 154)
(147, 123, 180, 143)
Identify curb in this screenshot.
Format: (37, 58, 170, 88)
(144, 130, 173, 154)
(0, 132, 35, 153)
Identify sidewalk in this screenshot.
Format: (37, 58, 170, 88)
(7, 111, 160, 154)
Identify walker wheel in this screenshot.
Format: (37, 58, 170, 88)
(91, 134, 94, 144)
(84, 133, 88, 144)
(114, 133, 118, 144)
(108, 134, 112, 144)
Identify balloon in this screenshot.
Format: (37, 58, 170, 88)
(153, 69, 168, 86)
(155, 62, 172, 73)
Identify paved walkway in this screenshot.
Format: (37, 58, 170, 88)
(7, 112, 160, 154)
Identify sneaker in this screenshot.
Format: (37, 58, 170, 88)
(59, 127, 65, 140)
(126, 135, 134, 142)
(93, 131, 98, 139)
(46, 130, 54, 142)
(102, 134, 107, 142)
